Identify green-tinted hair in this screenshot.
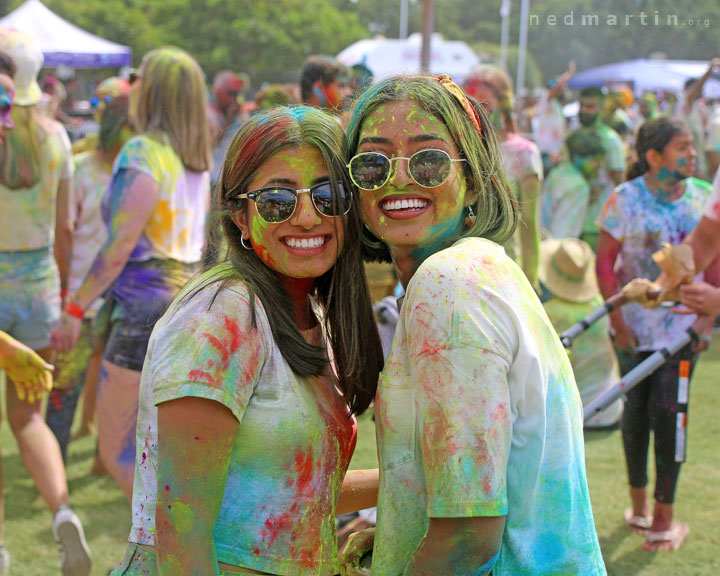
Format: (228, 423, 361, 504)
(0, 106, 42, 189)
(346, 74, 518, 263)
(97, 95, 131, 153)
(202, 105, 383, 415)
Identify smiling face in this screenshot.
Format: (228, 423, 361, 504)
(355, 99, 470, 261)
(232, 145, 344, 280)
(654, 128, 697, 181)
(0, 73, 14, 145)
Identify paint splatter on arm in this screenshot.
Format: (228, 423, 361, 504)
(156, 395, 238, 575)
(72, 168, 158, 311)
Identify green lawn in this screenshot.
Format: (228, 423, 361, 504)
(1, 338, 719, 575)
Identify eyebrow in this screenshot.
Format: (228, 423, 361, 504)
(261, 175, 330, 188)
(358, 133, 448, 147)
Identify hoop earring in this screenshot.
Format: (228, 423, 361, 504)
(465, 205, 476, 227)
(240, 235, 253, 251)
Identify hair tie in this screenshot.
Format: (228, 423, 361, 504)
(436, 74, 482, 137)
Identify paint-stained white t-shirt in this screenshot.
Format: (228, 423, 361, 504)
(0, 116, 73, 251)
(129, 269, 356, 576)
(372, 238, 605, 576)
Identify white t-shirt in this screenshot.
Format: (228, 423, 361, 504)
(109, 134, 209, 263)
(372, 237, 604, 576)
(0, 116, 73, 251)
(531, 94, 566, 157)
(130, 272, 356, 576)
(68, 152, 110, 311)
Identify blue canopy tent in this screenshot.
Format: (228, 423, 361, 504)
(568, 59, 720, 97)
(0, 0, 132, 68)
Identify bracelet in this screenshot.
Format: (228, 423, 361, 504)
(65, 301, 85, 320)
(60, 288, 69, 299)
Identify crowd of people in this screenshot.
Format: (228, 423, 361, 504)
(0, 24, 719, 576)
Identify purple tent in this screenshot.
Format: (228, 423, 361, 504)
(0, 0, 132, 68)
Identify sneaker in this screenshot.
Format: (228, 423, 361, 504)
(52, 505, 92, 576)
(0, 543, 9, 576)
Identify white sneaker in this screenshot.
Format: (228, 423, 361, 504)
(0, 543, 9, 576)
(52, 506, 92, 576)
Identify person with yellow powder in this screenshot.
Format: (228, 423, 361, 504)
(52, 47, 211, 502)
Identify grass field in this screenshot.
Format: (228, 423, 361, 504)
(1, 338, 719, 575)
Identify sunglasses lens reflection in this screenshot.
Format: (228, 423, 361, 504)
(255, 188, 297, 223)
(312, 182, 351, 217)
(350, 154, 390, 190)
(409, 149, 452, 187)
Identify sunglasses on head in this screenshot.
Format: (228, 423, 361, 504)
(229, 181, 351, 224)
(347, 149, 466, 190)
(90, 95, 114, 109)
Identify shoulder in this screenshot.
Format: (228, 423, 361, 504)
(687, 177, 713, 195)
(410, 238, 519, 300)
(73, 151, 98, 170)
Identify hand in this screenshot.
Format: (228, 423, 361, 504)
(673, 282, 720, 316)
(50, 311, 83, 352)
(613, 322, 638, 353)
(690, 314, 714, 353)
(0, 333, 53, 404)
(340, 527, 375, 576)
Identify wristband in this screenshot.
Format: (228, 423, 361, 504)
(60, 288, 69, 299)
(65, 301, 85, 320)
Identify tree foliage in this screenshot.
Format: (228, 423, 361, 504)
(3, 0, 720, 90)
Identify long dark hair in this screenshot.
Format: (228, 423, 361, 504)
(626, 117, 688, 181)
(199, 106, 382, 415)
(346, 74, 518, 263)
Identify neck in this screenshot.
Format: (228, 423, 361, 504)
(96, 148, 119, 169)
(390, 228, 463, 289)
(278, 275, 316, 330)
(643, 170, 685, 203)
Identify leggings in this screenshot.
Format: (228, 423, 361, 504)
(615, 343, 696, 504)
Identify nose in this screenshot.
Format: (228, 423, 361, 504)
(387, 157, 414, 188)
(290, 190, 322, 229)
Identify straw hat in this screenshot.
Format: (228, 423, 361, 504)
(539, 238, 599, 303)
(0, 29, 43, 106)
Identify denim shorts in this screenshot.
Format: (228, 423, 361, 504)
(0, 248, 60, 350)
(102, 259, 199, 372)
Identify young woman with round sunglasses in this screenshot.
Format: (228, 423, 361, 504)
(110, 106, 383, 576)
(345, 75, 605, 576)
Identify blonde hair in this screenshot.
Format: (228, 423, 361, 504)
(0, 105, 43, 189)
(134, 47, 210, 172)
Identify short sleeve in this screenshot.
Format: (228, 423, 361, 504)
(595, 186, 626, 241)
(149, 284, 267, 421)
(114, 136, 160, 182)
(703, 172, 720, 222)
(403, 262, 513, 518)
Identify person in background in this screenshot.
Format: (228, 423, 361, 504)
(465, 65, 543, 290)
(530, 60, 575, 175)
(703, 98, 720, 177)
(209, 70, 247, 187)
(253, 84, 293, 113)
(539, 238, 622, 428)
(300, 55, 347, 115)
(51, 47, 211, 502)
(71, 77, 130, 155)
(595, 116, 716, 551)
(111, 105, 383, 576)
(672, 59, 720, 180)
(541, 128, 605, 239)
(45, 82, 133, 464)
(345, 73, 604, 575)
(0, 30, 91, 576)
(570, 87, 626, 251)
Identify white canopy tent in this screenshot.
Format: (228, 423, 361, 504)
(0, 0, 132, 68)
(337, 34, 479, 85)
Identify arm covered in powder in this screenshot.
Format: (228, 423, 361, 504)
(156, 396, 238, 575)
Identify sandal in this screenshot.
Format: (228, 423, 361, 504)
(643, 522, 689, 551)
(624, 508, 652, 534)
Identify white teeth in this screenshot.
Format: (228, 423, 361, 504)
(285, 236, 326, 249)
(382, 198, 428, 211)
